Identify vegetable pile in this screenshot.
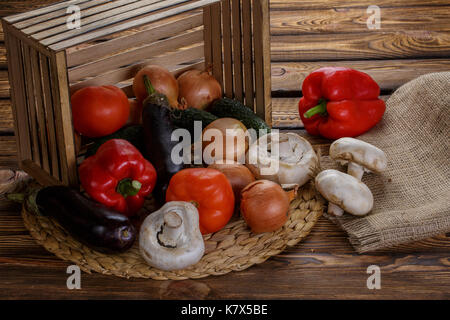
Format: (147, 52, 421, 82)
(27, 65, 385, 271)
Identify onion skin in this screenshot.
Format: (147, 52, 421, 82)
(208, 163, 255, 204)
(178, 69, 222, 110)
(133, 65, 179, 108)
(202, 118, 248, 164)
(127, 98, 142, 125)
(240, 180, 290, 233)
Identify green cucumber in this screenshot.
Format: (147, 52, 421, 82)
(169, 107, 218, 136)
(85, 125, 144, 157)
(209, 98, 271, 136)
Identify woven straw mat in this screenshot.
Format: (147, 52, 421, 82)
(21, 181, 323, 280)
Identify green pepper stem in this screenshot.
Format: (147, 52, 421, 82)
(303, 99, 328, 118)
(143, 75, 156, 96)
(117, 179, 142, 198)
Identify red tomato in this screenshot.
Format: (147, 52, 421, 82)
(166, 168, 235, 234)
(71, 86, 130, 138)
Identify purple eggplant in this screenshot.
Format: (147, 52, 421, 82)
(35, 186, 136, 253)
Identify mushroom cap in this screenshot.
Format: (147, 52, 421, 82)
(139, 201, 205, 271)
(329, 138, 387, 173)
(247, 132, 318, 187)
(315, 169, 374, 216)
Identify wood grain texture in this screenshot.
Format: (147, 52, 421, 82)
(4, 29, 31, 163)
(21, 43, 41, 165)
(221, 0, 233, 98)
(0, 136, 18, 169)
(272, 32, 450, 62)
(253, 0, 272, 125)
(0, 99, 13, 133)
(0, 207, 448, 299)
(210, 2, 223, 89)
(271, 6, 450, 35)
(0, 0, 61, 17)
(32, 0, 171, 42)
(272, 59, 450, 93)
(0, 45, 7, 69)
(0, 70, 9, 98)
(49, 51, 78, 186)
(270, 0, 449, 10)
(47, 0, 219, 51)
(66, 12, 203, 68)
(68, 29, 204, 82)
(241, 0, 254, 109)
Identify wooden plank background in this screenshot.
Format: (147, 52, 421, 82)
(0, 0, 449, 299)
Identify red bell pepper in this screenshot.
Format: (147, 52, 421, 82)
(298, 67, 386, 139)
(79, 139, 157, 216)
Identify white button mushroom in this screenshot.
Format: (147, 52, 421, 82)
(139, 201, 205, 271)
(315, 169, 374, 217)
(246, 132, 318, 188)
(329, 138, 387, 181)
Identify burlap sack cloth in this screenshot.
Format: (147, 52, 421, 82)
(323, 72, 450, 253)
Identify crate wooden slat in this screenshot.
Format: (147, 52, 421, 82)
(4, 0, 90, 24)
(39, 53, 61, 179)
(2, 0, 273, 186)
(14, 0, 111, 31)
(22, 44, 41, 165)
(210, 2, 223, 88)
(49, 0, 222, 51)
(66, 12, 204, 67)
(242, 0, 254, 109)
(252, 0, 271, 125)
(30, 47, 51, 173)
(68, 29, 205, 82)
(202, 6, 213, 66)
(231, 0, 243, 101)
(69, 44, 205, 94)
(33, 0, 169, 43)
(2, 24, 31, 162)
(222, 0, 233, 98)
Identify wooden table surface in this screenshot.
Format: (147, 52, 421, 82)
(0, 0, 449, 300)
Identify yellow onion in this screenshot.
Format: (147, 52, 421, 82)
(202, 118, 248, 164)
(178, 69, 222, 109)
(240, 180, 290, 233)
(126, 98, 142, 125)
(208, 163, 255, 204)
(133, 65, 179, 108)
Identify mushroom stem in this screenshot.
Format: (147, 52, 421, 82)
(347, 162, 364, 180)
(328, 203, 344, 216)
(157, 211, 183, 248)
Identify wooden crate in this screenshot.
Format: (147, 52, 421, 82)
(1, 0, 272, 187)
